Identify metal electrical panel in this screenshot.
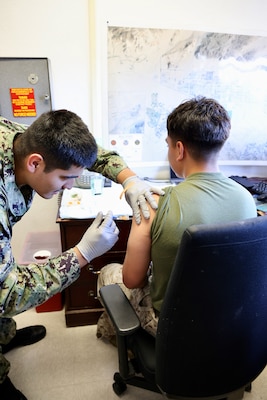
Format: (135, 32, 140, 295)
(0, 57, 52, 125)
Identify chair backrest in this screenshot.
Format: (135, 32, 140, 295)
(156, 216, 267, 398)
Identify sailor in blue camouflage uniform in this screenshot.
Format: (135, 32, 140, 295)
(0, 110, 163, 399)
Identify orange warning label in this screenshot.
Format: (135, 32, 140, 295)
(10, 88, 37, 117)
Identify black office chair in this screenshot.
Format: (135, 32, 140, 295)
(100, 216, 267, 399)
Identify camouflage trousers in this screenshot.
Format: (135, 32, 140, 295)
(96, 263, 158, 340)
(0, 317, 17, 383)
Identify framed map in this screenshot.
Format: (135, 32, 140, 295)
(107, 26, 267, 163)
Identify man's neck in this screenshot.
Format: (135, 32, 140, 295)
(183, 159, 220, 178)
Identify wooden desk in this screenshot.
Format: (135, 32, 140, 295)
(57, 216, 131, 327)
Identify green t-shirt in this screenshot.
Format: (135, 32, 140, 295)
(150, 172, 257, 312)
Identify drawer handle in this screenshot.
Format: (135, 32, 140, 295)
(88, 290, 98, 300)
(87, 265, 101, 275)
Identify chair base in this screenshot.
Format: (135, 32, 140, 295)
(112, 369, 247, 400)
(158, 387, 246, 400)
(113, 371, 161, 396)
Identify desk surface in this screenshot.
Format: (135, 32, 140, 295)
(59, 183, 133, 219)
(59, 180, 171, 220)
(59, 178, 267, 219)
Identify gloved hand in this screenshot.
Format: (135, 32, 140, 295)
(77, 210, 119, 262)
(122, 176, 165, 224)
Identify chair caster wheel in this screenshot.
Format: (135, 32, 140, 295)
(113, 372, 127, 395)
(245, 383, 252, 392)
(113, 381, 127, 396)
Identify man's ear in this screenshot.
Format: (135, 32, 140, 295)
(26, 154, 44, 173)
(176, 141, 185, 161)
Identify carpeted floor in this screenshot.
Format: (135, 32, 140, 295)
(6, 308, 267, 400)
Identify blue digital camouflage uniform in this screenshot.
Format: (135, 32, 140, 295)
(0, 116, 128, 382)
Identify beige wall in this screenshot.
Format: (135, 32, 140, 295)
(2, 0, 91, 258)
(2, 0, 267, 258)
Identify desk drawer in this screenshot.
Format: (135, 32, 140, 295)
(65, 251, 126, 309)
(58, 217, 131, 326)
(59, 219, 131, 250)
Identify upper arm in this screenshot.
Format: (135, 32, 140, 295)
(122, 195, 158, 288)
(89, 145, 128, 182)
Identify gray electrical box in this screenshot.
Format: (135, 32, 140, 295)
(0, 57, 52, 125)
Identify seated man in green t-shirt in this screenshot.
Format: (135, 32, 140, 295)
(97, 96, 257, 341)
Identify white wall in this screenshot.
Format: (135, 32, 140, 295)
(1, 0, 91, 258)
(92, 0, 267, 178)
(1, 0, 91, 123)
(1, 0, 267, 257)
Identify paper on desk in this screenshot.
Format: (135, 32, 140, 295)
(256, 203, 267, 213)
(59, 186, 132, 219)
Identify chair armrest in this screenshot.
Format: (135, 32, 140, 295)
(99, 284, 140, 336)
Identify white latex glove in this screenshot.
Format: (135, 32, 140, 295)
(122, 176, 165, 224)
(77, 210, 119, 262)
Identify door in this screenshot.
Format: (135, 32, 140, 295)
(0, 57, 52, 125)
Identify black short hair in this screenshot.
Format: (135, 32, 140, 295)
(167, 96, 231, 160)
(17, 110, 98, 171)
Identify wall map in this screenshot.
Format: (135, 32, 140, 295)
(108, 26, 267, 163)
